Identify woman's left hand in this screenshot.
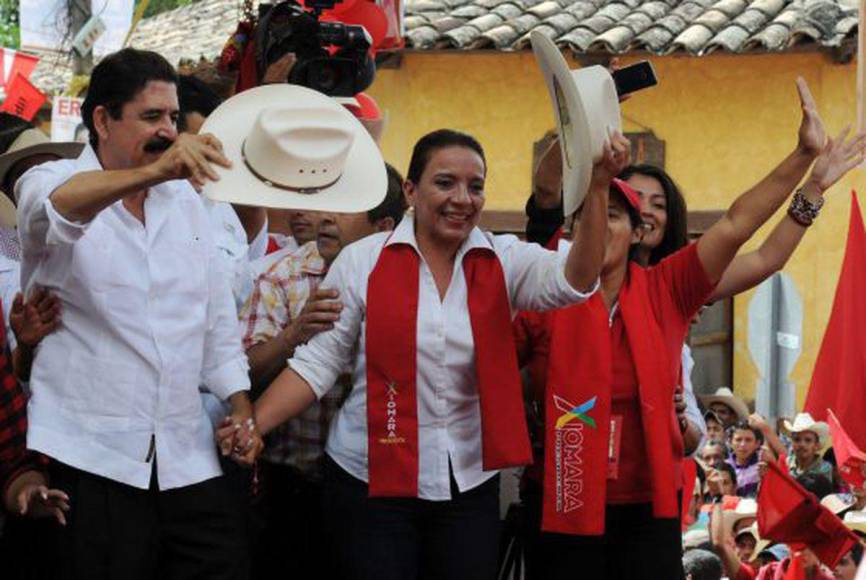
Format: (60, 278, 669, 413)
(804, 125, 866, 195)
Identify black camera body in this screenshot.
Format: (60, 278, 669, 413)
(256, 1, 376, 97)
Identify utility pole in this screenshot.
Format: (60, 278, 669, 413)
(69, 0, 92, 75)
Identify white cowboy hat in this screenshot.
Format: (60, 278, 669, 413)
(735, 522, 771, 555)
(699, 387, 750, 422)
(530, 31, 621, 217)
(0, 129, 82, 226)
(200, 84, 386, 212)
(783, 412, 830, 447)
(821, 493, 855, 515)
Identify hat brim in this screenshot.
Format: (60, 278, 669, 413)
(200, 84, 386, 212)
(0, 141, 83, 196)
(700, 395, 750, 421)
(531, 31, 620, 217)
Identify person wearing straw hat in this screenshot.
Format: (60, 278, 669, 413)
(784, 412, 838, 489)
(701, 387, 751, 429)
(218, 124, 623, 579)
(15, 48, 263, 580)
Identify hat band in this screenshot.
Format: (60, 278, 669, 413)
(241, 140, 342, 194)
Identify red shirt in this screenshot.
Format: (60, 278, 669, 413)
(515, 243, 714, 503)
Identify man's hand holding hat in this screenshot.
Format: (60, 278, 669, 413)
(148, 132, 232, 193)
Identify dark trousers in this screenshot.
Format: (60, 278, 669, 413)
(50, 462, 246, 580)
(250, 461, 330, 580)
(0, 515, 62, 580)
(322, 456, 501, 580)
(522, 482, 685, 580)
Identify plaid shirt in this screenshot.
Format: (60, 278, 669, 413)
(0, 317, 47, 500)
(240, 242, 347, 480)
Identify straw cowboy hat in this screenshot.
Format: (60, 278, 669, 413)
(700, 387, 750, 422)
(843, 510, 866, 535)
(783, 412, 830, 447)
(0, 129, 82, 227)
(200, 84, 386, 212)
(723, 497, 758, 535)
(530, 31, 622, 217)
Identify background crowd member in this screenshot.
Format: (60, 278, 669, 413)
(701, 440, 729, 468)
(706, 461, 738, 499)
(241, 163, 405, 580)
(784, 413, 838, 489)
(728, 420, 765, 497)
(683, 548, 723, 580)
(705, 410, 727, 443)
(702, 388, 751, 430)
(238, 128, 614, 580)
(833, 543, 862, 580)
(16, 48, 257, 580)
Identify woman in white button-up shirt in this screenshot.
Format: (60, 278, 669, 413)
(233, 129, 630, 579)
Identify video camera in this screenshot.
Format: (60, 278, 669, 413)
(256, 0, 376, 97)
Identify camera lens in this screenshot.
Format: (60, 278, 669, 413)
(315, 62, 340, 94)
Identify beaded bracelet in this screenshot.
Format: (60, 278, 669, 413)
(787, 188, 824, 227)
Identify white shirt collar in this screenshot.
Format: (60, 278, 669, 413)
(384, 215, 494, 261)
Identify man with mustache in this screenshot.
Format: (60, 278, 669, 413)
(15, 48, 259, 580)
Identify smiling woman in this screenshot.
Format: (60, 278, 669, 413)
(240, 127, 631, 579)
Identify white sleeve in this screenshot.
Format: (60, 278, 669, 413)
(201, 216, 251, 401)
(495, 234, 598, 312)
(288, 246, 364, 399)
(682, 345, 707, 457)
(16, 161, 90, 253)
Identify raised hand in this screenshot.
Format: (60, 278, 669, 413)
(804, 125, 866, 194)
(796, 77, 827, 158)
(150, 133, 232, 193)
(10, 288, 61, 348)
(590, 130, 631, 188)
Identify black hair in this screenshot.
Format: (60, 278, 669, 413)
(177, 74, 222, 132)
(730, 419, 764, 444)
(0, 112, 33, 153)
(712, 460, 737, 486)
(619, 164, 689, 265)
(406, 129, 485, 184)
(795, 472, 834, 500)
(81, 48, 178, 151)
(367, 163, 406, 226)
(682, 549, 723, 580)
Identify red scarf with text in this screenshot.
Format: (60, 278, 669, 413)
(365, 242, 533, 496)
(542, 262, 681, 534)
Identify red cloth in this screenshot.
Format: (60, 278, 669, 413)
(805, 192, 866, 448)
(531, 242, 714, 534)
(365, 243, 531, 497)
(826, 409, 866, 488)
(681, 458, 698, 529)
(757, 460, 859, 569)
(736, 563, 757, 580)
(0, 73, 46, 121)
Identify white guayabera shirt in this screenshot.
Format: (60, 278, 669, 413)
(16, 146, 250, 491)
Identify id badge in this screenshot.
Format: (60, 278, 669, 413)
(607, 415, 623, 480)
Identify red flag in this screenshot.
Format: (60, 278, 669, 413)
(757, 461, 859, 569)
(681, 458, 698, 529)
(778, 452, 790, 475)
(827, 409, 866, 488)
(783, 554, 806, 580)
(805, 193, 866, 447)
(0, 74, 46, 121)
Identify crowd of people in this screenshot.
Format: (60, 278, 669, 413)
(0, 42, 863, 580)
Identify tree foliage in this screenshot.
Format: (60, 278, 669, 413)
(0, 0, 19, 49)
